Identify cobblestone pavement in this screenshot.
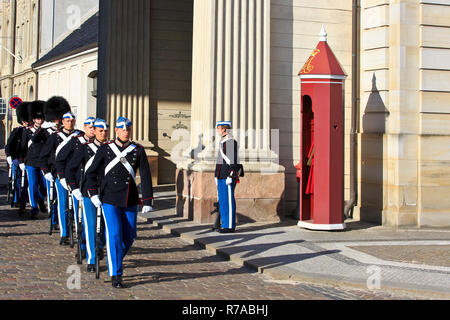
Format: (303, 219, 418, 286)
(1, 193, 437, 301)
(349, 245, 450, 268)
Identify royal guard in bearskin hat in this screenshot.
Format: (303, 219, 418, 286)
(5, 102, 31, 213)
(40, 97, 82, 245)
(38, 96, 73, 232)
(19, 101, 48, 219)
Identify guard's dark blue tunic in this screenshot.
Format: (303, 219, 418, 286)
(65, 139, 103, 197)
(55, 132, 89, 181)
(39, 129, 82, 175)
(5, 127, 25, 161)
(85, 139, 154, 208)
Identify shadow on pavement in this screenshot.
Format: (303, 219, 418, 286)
(123, 266, 255, 288)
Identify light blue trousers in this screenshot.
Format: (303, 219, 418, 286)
(217, 179, 237, 230)
(102, 203, 138, 277)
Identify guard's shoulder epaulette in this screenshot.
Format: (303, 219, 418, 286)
(131, 141, 143, 148)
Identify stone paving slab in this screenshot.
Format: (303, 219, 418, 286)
(141, 209, 450, 299)
(1, 193, 431, 300)
(349, 245, 450, 268)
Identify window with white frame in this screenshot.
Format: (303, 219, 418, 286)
(0, 98, 7, 115)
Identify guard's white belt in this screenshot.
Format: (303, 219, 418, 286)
(28, 128, 37, 148)
(220, 142, 231, 165)
(104, 143, 137, 182)
(55, 131, 79, 158)
(84, 143, 99, 173)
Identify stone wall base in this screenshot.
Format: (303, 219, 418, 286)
(176, 169, 285, 224)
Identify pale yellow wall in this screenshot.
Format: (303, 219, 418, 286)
(270, 0, 353, 213)
(14, 0, 39, 74)
(0, 0, 39, 132)
(357, 0, 390, 224)
(358, 0, 450, 227)
(418, 1, 450, 227)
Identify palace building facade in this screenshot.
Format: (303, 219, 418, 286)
(1, 0, 449, 228)
(97, 0, 450, 228)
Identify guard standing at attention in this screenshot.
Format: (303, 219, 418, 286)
(85, 117, 154, 288)
(66, 119, 109, 273)
(6, 102, 31, 213)
(20, 101, 48, 219)
(215, 121, 242, 234)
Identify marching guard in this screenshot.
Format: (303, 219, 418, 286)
(38, 104, 63, 229)
(5, 102, 30, 213)
(85, 117, 154, 288)
(20, 101, 48, 219)
(40, 97, 78, 245)
(55, 116, 96, 254)
(66, 119, 109, 273)
(215, 121, 242, 233)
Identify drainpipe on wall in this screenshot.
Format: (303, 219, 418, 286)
(344, 0, 360, 220)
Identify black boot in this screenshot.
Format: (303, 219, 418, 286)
(219, 228, 236, 234)
(111, 276, 124, 289)
(38, 200, 47, 213)
(87, 265, 96, 273)
(60, 237, 70, 246)
(30, 208, 39, 220)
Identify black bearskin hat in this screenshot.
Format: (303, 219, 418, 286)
(44, 96, 71, 122)
(28, 100, 45, 122)
(16, 102, 31, 124)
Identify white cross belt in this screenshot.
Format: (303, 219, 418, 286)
(28, 128, 37, 148)
(55, 132, 79, 158)
(84, 144, 99, 173)
(104, 143, 137, 182)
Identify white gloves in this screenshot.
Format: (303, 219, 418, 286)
(226, 177, 233, 185)
(6, 157, 12, 166)
(42, 122, 56, 129)
(19, 163, 26, 172)
(72, 189, 83, 201)
(142, 206, 153, 214)
(91, 195, 102, 208)
(60, 178, 68, 190)
(44, 173, 54, 183)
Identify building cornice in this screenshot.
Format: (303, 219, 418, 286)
(33, 46, 98, 71)
(33, 44, 98, 70)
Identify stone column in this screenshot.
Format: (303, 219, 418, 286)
(384, 0, 420, 226)
(98, 0, 158, 186)
(177, 0, 284, 224)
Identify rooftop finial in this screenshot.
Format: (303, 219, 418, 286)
(319, 25, 327, 42)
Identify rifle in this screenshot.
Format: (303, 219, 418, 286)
(76, 199, 84, 265)
(48, 180, 55, 236)
(67, 191, 75, 248)
(210, 202, 221, 231)
(95, 206, 102, 280)
(7, 164, 12, 204)
(9, 165, 18, 208)
(20, 167, 27, 209)
(20, 166, 26, 189)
